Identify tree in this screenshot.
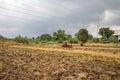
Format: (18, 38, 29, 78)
(15, 35, 29, 44)
(99, 27, 114, 40)
(40, 34, 52, 41)
(76, 29, 88, 46)
(66, 34, 72, 40)
(53, 29, 66, 43)
(88, 34, 93, 40)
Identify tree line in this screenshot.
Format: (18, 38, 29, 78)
(0, 27, 118, 45)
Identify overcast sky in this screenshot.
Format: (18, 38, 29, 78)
(0, 0, 120, 38)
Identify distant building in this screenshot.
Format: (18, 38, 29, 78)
(112, 28, 120, 42)
(113, 34, 120, 42)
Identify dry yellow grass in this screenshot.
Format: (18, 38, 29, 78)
(10, 45, 120, 59)
(1, 44, 120, 80)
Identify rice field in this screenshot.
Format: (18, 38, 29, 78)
(0, 42, 120, 80)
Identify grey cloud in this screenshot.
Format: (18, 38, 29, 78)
(0, 0, 120, 38)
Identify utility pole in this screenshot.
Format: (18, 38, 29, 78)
(96, 16, 100, 38)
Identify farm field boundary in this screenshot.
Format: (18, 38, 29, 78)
(10, 45, 120, 59)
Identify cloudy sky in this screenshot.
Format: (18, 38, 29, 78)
(0, 0, 120, 38)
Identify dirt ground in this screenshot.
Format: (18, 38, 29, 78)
(0, 43, 120, 80)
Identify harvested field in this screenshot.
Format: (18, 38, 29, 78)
(0, 43, 120, 80)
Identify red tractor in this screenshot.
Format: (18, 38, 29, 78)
(62, 42, 72, 48)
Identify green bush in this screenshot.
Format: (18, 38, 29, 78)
(34, 40, 39, 44)
(68, 38, 78, 43)
(108, 36, 118, 43)
(0, 35, 8, 42)
(58, 38, 63, 43)
(92, 38, 101, 43)
(40, 34, 52, 41)
(15, 35, 29, 44)
(40, 40, 48, 43)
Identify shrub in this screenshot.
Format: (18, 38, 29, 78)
(108, 36, 118, 43)
(15, 35, 29, 44)
(68, 38, 78, 43)
(92, 38, 100, 43)
(58, 38, 63, 43)
(40, 40, 48, 43)
(0, 35, 8, 42)
(40, 34, 52, 41)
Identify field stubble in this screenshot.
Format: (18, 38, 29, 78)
(0, 43, 120, 80)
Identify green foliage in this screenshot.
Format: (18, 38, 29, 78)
(40, 40, 49, 43)
(68, 38, 78, 43)
(91, 36, 118, 43)
(34, 39, 40, 44)
(88, 34, 93, 40)
(53, 29, 67, 43)
(58, 38, 63, 43)
(0, 35, 8, 42)
(66, 34, 72, 40)
(92, 38, 102, 43)
(87, 34, 93, 43)
(99, 27, 114, 39)
(40, 34, 52, 41)
(33, 34, 52, 43)
(29, 37, 39, 44)
(1, 27, 117, 44)
(0, 35, 4, 39)
(108, 36, 118, 43)
(76, 29, 88, 46)
(15, 35, 29, 44)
